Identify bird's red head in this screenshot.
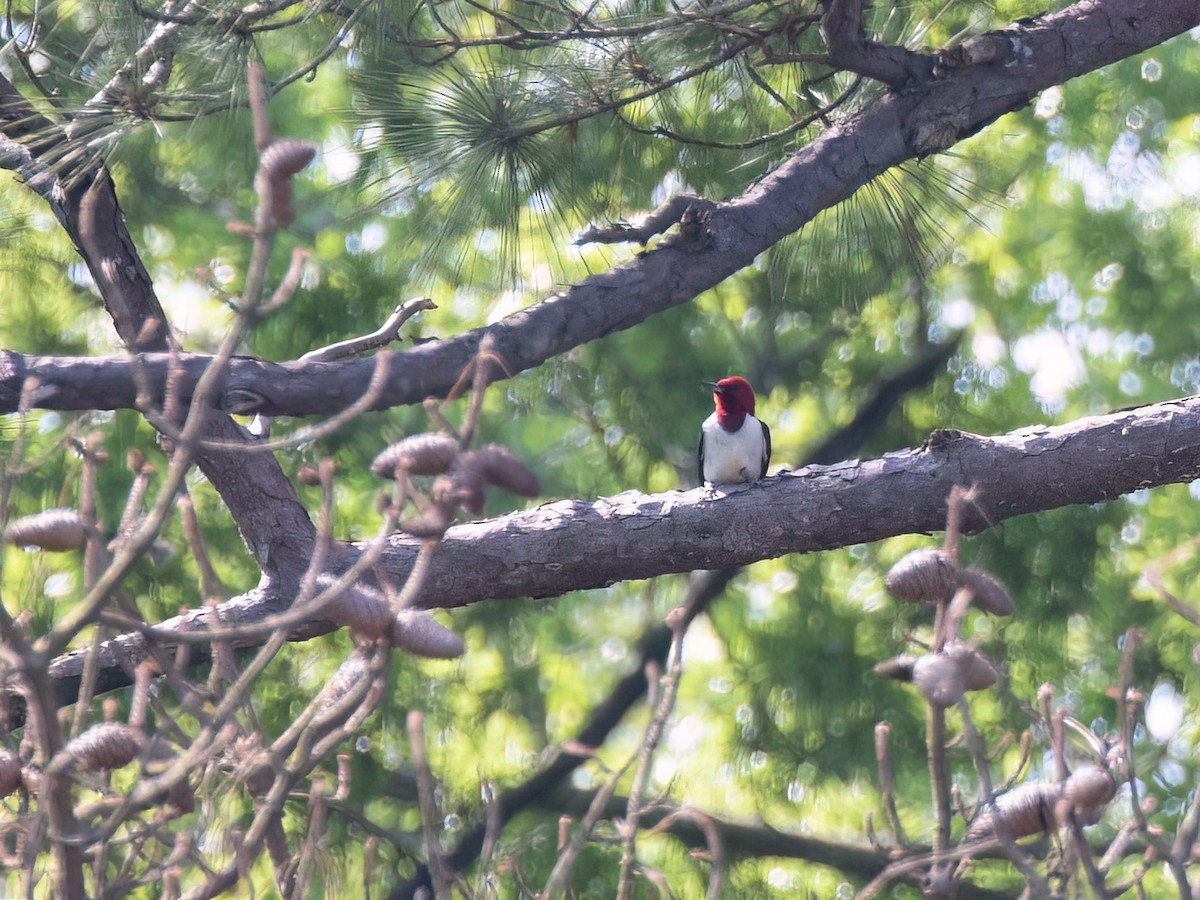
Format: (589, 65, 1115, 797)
(708, 376, 757, 430)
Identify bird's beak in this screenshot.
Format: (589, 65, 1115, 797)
(701, 381, 720, 394)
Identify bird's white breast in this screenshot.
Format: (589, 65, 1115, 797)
(701, 413, 766, 484)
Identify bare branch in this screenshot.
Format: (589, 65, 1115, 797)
(576, 195, 717, 246)
(819, 0, 934, 87)
(542, 755, 634, 898)
(521, 785, 1017, 899)
(247, 62, 272, 153)
(401, 569, 737, 897)
(616, 609, 689, 899)
(300, 298, 437, 362)
(407, 711, 453, 897)
(4, 0, 1196, 421)
(64, 1, 200, 142)
(351, 396, 1200, 612)
(26, 392, 1200, 726)
(874, 723, 909, 847)
(0, 71, 316, 585)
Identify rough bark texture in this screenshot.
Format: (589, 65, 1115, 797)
(40, 392, 1200, 688)
(0, 3, 1192, 889)
(1, 0, 1194, 765)
(1, 0, 1195, 419)
(0, 77, 172, 351)
(356, 396, 1200, 608)
(820, 0, 935, 87)
(0, 73, 315, 585)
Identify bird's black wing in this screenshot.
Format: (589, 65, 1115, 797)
(759, 420, 772, 478)
(697, 430, 706, 485)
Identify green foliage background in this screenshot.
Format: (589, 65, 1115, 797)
(1, 0, 1199, 895)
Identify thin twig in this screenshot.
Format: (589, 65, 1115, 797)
(408, 710, 453, 898)
(646, 807, 726, 900)
(958, 700, 1050, 895)
(290, 776, 330, 897)
(247, 61, 272, 151)
(458, 334, 497, 447)
(542, 753, 636, 898)
(874, 723, 910, 847)
(188, 646, 390, 899)
(1143, 538, 1200, 626)
(178, 492, 228, 600)
(300, 298, 437, 362)
(70, 435, 111, 741)
(1050, 710, 1068, 783)
(109, 464, 153, 557)
(1066, 814, 1111, 898)
(257, 247, 312, 316)
(615, 606, 691, 900)
(1098, 809, 1147, 874)
(925, 705, 953, 891)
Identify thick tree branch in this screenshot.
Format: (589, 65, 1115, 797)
(36, 394, 1200, 683)
(0, 75, 173, 351)
(2, 0, 1193, 419)
(0, 72, 315, 584)
(352, 395, 1200, 609)
(41, 387, 1200, 700)
(25, 391, 1200, 722)
(395, 345, 951, 893)
(819, 0, 934, 88)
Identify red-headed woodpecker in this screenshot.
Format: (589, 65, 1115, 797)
(698, 376, 771, 485)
